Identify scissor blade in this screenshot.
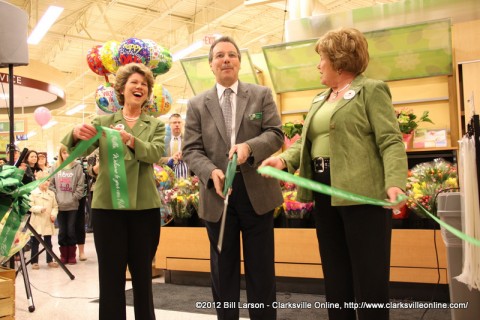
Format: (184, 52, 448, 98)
(217, 194, 229, 253)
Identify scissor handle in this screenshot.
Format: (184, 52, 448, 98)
(223, 153, 238, 196)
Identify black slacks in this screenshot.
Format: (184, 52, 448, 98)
(312, 168, 392, 320)
(92, 208, 160, 320)
(205, 174, 276, 320)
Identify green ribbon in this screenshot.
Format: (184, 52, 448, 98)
(258, 166, 405, 206)
(104, 127, 130, 209)
(415, 202, 480, 246)
(0, 126, 129, 256)
(257, 166, 480, 247)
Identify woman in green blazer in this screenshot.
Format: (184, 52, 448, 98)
(262, 28, 408, 320)
(62, 63, 165, 320)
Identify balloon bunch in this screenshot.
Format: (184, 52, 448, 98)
(86, 37, 174, 116)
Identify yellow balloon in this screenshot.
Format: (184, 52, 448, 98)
(100, 40, 121, 74)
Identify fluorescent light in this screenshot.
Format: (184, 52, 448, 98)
(42, 120, 58, 129)
(27, 6, 64, 45)
(0, 93, 8, 100)
(66, 104, 86, 115)
(27, 131, 37, 138)
(176, 99, 189, 104)
(173, 40, 203, 61)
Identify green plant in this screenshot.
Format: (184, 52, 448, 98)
(396, 109, 434, 134)
(282, 115, 307, 140)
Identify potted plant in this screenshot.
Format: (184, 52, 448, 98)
(396, 108, 434, 149)
(282, 116, 305, 148)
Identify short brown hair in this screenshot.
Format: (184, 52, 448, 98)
(208, 36, 242, 63)
(315, 27, 369, 75)
(114, 63, 154, 106)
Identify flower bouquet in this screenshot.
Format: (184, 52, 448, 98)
(153, 164, 175, 191)
(163, 176, 201, 222)
(282, 190, 314, 219)
(164, 188, 190, 219)
(405, 158, 458, 218)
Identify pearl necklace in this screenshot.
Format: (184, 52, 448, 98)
(330, 82, 352, 100)
(122, 113, 140, 122)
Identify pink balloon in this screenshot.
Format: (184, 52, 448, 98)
(34, 106, 52, 126)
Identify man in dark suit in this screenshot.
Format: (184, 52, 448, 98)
(183, 36, 284, 320)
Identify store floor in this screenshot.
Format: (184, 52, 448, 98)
(13, 233, 235, 320)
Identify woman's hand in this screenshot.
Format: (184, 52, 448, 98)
(110, 125, 133, 145)
(385, 186, 407, 212)
(259, 156, 286, 177)
(73, 124, 98, 141)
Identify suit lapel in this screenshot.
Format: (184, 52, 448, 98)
(331, 75, 365, 116)
(303, 92, 328, 133)
(205, 86, 229, 146)
(131, 113, 150, 138)
(235, 82, 248, 139)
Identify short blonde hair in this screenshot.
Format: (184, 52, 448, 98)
(315, 27, 369, 75)
(114, 63, 154, 106)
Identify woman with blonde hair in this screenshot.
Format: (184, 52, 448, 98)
(49, 145, 85, 265)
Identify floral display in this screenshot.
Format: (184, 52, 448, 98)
(396, 108, 434, 134)
(405, 158, 458, 218)
(163, 176, 200, 220)
(282, 190, 314, 219)
(153, 164, 175, 191)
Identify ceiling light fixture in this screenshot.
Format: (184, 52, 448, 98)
(27, 6, 64, 45)
(27, 130, 37, 138)
(172, 40, 204, 61)
(176, 99, 189, 104)
(66, 104, 86, 115)
(42, 120, 58, 129)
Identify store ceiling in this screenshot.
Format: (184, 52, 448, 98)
(4, 0, 402, 126)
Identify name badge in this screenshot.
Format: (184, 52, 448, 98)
(249, 112, 262, 120)
(313, 95, 326, 103)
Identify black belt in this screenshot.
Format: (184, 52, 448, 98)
(312, 157, 330, 173)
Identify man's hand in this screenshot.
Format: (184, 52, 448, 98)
(228, 143, 250, 165)
(211, 168, 226, 198)
(171, 151, 183, 164)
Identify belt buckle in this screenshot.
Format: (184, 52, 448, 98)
(314, 157, 325, 173)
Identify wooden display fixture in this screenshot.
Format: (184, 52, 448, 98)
(0, 267, 14, 319)
(155, 228, 447, 284)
